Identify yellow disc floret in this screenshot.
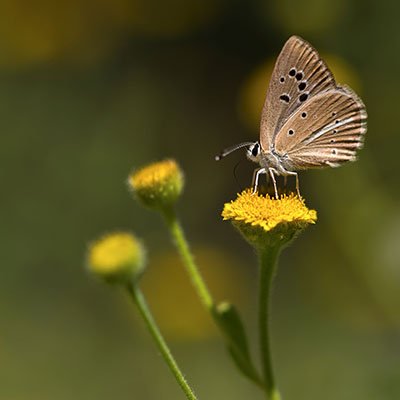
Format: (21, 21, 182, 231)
(128, 159, 184, 211)
(88, 232, 146, 284)
(222, 190, 317, 249)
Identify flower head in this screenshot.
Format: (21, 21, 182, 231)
(128, 159, 184, 212)
(88, 232, 146, 284)
(222, 190, 317, 249)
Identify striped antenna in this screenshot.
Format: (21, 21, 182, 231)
(215, 142, 254, 161)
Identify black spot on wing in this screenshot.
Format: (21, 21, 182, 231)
(298, 81, 306, 91)
(299, 93, 308, 102)
(280, 94, 290, 103)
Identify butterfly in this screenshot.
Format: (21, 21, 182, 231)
(216, 35, 367, 198)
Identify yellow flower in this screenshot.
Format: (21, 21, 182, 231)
(222, 190, 317, 249)
(128, 159, 184, 211)
(88, 232, 146, 284)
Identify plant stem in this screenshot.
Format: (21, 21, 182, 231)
(126, 283, 198, 400)
(162, 207, 264, 389)
(162, 208, 214, 310)
(258, 246, 282, 400)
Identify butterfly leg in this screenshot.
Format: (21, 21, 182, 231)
(251, 168, 261, 188)
(268, 168, 279, 199)
(285, 171, 301, 198)
(251, 168, 266, 195)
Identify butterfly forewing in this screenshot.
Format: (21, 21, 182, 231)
(260, 36, 336, 150)
(274, 85, 367, 169)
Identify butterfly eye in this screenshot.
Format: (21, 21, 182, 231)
(251, 143, 260, 157)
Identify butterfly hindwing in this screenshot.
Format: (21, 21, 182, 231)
(273, 85, 367, 169)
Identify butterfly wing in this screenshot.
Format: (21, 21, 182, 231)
(274, 85, 367, 169)
(260, 36, 336, 150)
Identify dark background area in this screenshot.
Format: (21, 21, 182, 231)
(1, 0, 399, 399)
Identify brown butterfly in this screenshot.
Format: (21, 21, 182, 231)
(217, 36, 367, 198)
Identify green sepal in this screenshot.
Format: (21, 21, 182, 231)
(214, 301, 263, 386)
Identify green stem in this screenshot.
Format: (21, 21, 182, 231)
(162, 207, 264, 389)
(126, 283, 198, 400)
(162, 208, 214, 310)
(258, 246, 282, 400)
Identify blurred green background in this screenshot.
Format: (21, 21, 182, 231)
(1, 0, 400, 399)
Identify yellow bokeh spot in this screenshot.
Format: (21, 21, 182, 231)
(321, 53, 362, 95)
(0, 0, 141, 68)
(141, 248, 251, 341)
(0, 0, 225, 67)
(88, 232, 145, 282)
(238, 59, 275, 133)
(222, 190, 317, 233)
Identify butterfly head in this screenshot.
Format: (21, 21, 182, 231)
(246, 141, 262, 164)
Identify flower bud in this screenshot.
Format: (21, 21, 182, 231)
(88, 232, 146, 284)
(128, 159, 184, 212)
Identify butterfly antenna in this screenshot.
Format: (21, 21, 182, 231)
(233, 159, 244, 191)
(215, 142, 254, 161)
